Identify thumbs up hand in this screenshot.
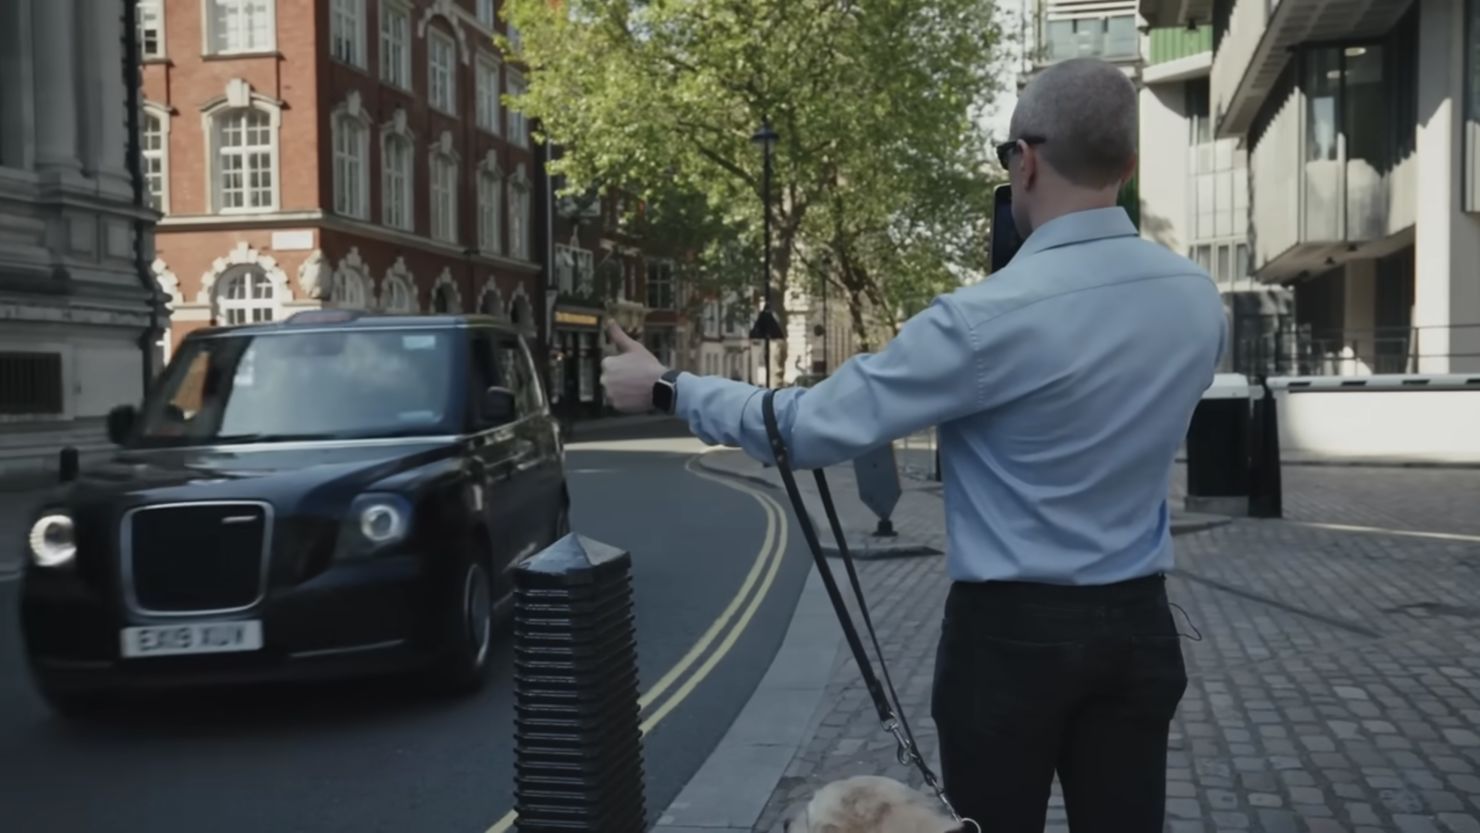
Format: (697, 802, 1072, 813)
(600, 320, 669, 414)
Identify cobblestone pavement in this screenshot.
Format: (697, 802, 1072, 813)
(698, 448, 1480, 833)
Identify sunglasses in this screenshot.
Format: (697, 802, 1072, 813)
(995, 135, 1047, 168)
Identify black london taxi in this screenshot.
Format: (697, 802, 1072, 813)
(19, 311, 569, 715)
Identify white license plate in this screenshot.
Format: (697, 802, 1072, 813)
(120, 621, 264, 658)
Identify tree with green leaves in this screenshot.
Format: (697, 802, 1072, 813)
(505, 0, 1009, 369)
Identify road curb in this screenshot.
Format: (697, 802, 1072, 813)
(691, 450, 781, 493)
(651, 566, 842, 833)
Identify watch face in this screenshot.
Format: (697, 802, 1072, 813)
(653, 380, 675, 413)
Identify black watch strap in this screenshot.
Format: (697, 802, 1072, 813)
(653, 369, 682, 414)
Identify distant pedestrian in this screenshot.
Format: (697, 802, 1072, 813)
(601, 57, 1225, 832)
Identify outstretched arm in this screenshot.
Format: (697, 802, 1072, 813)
(600, 297, 985, 469)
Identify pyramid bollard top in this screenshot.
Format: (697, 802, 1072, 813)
(519, 533, 630, 578)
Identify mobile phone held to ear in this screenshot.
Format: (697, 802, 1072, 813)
(990, 184, 1023, 274)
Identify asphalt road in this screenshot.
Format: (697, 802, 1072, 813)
(0, 419, 812, 833)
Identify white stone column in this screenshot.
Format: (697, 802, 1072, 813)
(90, 0, 132, 191)
(31, 0, 81, 173)
(1413, 0, 1456, 374)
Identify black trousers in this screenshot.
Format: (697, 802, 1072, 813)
(931, 574, 1188, 833)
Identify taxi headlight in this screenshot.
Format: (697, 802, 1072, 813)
(29, 514, 77, 568)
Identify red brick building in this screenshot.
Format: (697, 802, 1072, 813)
(139, 0, 544, 355)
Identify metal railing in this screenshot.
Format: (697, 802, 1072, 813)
(1230, 318, 1480, 379)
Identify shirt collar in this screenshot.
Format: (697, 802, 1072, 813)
(1015, 207, 1138, 260)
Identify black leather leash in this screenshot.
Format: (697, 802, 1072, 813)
(761, 390, 971, 828)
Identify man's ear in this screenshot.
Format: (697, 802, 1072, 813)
(1120, 152, 1140, 189)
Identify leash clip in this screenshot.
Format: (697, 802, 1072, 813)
(883, 718, 915, 767)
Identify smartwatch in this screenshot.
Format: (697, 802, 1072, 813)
(652, 369, 681, 414)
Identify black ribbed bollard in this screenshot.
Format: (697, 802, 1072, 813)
(58, 446, 79, 483)
(513, 534, 645, 833)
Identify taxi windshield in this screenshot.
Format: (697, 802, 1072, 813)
(132, 328, 460, 447)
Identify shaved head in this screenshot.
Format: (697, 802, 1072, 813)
(1010, 58, 1138, 188)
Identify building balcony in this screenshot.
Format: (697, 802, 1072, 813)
(1247, 20, 1418, 282)
(1208, 0, 1413, 141)
(1027, 1, 1143, 79)
(1142, 25, 1213, 85)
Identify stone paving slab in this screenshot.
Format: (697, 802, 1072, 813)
(690, 445, 1480, 833)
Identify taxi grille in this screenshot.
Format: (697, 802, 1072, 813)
(126, 503, 270, 613)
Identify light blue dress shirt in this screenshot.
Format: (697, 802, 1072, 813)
(676, 207, 1226, 585)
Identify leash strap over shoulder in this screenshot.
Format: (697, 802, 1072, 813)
(760, 390, 961, 822)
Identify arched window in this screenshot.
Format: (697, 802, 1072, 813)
(216, 265, 276, 324)
(510, 295, 533, 334)
(430, 149, 458, 242)
(332, 269, 369, 309)
(383, 277, 416, 313)
(332, 111, 369, 219)
(509, 167, 531, 259)
(433, 285, 454, 313)
(479, 287, 504, 317)
(382, 131, 413, 230)
(429, 270, 463, 313)
(141, 107, 169, 212)
(382, 258, 418, 313)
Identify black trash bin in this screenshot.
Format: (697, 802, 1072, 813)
(1184, 373, 1251, 517)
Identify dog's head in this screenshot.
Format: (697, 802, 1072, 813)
(782, 776, 960, 833)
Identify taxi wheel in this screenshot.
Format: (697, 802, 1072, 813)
(431, 548, 495, 695)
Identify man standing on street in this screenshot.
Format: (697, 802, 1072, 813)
(600, 57, 1226, 832)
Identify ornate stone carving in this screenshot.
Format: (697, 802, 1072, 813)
(297, 249, 331, 301)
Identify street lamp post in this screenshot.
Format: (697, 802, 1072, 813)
(750, 121, 783, 387)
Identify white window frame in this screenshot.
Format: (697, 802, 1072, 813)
(555, 244, 576, 293)
(477, 0, 496, 27)
(478, 162, 504, 253)
(330, 0, 366, 69)
(332, 107, 370, 219)
(380, 119, 415, 232)
(139, 0, 166, 59)
(428, 29, 458, 115)
(204, 0, 277, 56)
(573, 248, 594, 294)
(215, 265, 278, 324)
(141, 102, 171, 214)
(202, 89, 282, 214)
(476, 54, 502, 135)
(506, 68, 529, 148)
(509, 167, 531, 260)
(430, 145, 460, 243)
(647, 259, 675, 310)
(379, 0, 411, 89)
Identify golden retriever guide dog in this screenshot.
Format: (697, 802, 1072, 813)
(782, 775, 966, 833)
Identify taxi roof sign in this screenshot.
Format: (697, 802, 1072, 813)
(286, 309, 365, 325)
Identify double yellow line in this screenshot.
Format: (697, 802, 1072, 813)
(486, 451, 790, 833)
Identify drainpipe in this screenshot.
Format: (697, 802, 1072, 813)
(122, 0, 165, 391)
(543, 138, 556, 384)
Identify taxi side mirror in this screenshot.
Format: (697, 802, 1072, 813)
(481, 387, 518, 426)
(106, 405, 138, 445)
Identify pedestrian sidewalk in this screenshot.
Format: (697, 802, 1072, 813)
(681, 448, 1480, 832)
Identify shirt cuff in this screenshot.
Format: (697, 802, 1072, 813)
(674, 372, 761, 448)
